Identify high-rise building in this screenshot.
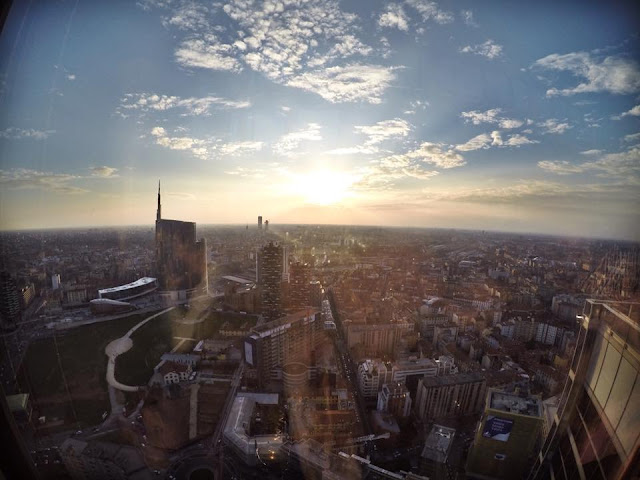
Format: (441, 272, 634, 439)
(258, 242, 283, 321)
(155, 182, 207, 295)
(289, 262, 311, 310)
(258, 215, 262, 230)
(414, 372, 486, 421)
(527, 299, 640, 480)
(466, 388, 542, 479)
(243, 310, 323, 384)
(264, 219, 269, 231)
(0, 271, 21, 326)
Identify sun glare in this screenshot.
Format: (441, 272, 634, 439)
(290, 170, 357, 206)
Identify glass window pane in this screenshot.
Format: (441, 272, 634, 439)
(593, 342, 621, 408)
(616, 376, 640, 455)
(604, 357, 636, 430)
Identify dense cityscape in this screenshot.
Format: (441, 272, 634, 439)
(1, 1, 639, 478)
(0, 186, 638, 480)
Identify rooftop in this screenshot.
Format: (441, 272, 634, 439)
(420, 372, 485, 388)
(422, 424, 456, 463)
(251, 309, 320, 336)
(98, 276, 157, 294)
(488, 390, 542, 417)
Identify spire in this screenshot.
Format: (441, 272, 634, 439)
(156, 180, 161, 221)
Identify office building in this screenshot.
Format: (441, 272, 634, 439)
(258, 215, 262, 229)
(244, 309, 324, 383)
(527, 300, 640, 480)
(258, 242, 283, 321)
(377, 382, 411, 418)
(420, 424, 456, 480)
(414, 372, 486, 421)
(466, 388, 542, 479)
(155, 182, 207, 296)
(264, 219, 269, 231)
(52, 273, 61, 290)
(358, 357, 443, 398)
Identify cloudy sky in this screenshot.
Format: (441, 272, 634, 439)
(0, 0, 639, 239)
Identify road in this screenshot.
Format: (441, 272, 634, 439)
(326, 290, 373, 440)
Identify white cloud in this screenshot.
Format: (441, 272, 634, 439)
(378, 4, 409, 31)
(280, 106, 291, 113)
(455, 131, 536, 150)
(612, 104, 640, 120)
(120, 93, 250, 116)
(66, 74, 76, 81)
(538, 146, 640, 178)
(219, 141, 263, 155)
(460, 108, 502, 125)
(0, 127, 55, 140)
(175, 34, 242, 71)
(286, 64, 397, 104)
(537, 160, 586, 175)
(224, 166, 266, 178)
(164, 2, 210, 31)
(461, 10, 477, 27)
(405, 0, 454, 24)
(150, 126, 210, 159)
(504, 134, 538, 146)
(405, 142, 466, 169)
(498, 118, 524, 129)
(273, 123, 322, 156)
(326, 146, 379, 155)
(90, 166, 119, 178)
(460, 40, 503, 59)
(580, 149, 603, 156)
(0, 169, 87, 194)
(539, 118, 572, 134)
(355, 118, 412, 145)
(534, 52, 640, 96)
(455, 133, 492, 151)
(623, 132, 640, 143)
(460, 108, 523, 130)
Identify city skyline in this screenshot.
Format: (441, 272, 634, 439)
(0, 1, 639, 240)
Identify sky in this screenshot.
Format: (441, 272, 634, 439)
(0, 0, 639, 240)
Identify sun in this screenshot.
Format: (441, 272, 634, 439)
(290, 170, 357, 206)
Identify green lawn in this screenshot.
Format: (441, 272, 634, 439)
(17, 312, 152, 427)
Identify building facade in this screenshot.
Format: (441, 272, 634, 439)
(244, 310, 324, 383)
(414, 372, 486, 421)
(155, 183, 207, 296)
(527, 300, 640, 480)
(258, 242, 284, 321)
(466, 389, 543, 479)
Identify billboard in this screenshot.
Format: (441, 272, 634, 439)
(244, 340, 254, 366)
(482, 416, 514, 442)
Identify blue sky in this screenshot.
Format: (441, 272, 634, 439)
(0, 0, 638, 239)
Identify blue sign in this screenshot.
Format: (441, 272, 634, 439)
(482, 416, 514, 442)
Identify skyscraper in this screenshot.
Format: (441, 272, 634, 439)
(258, 242, 283, 321)
(288, 261, 311, 310)
(155, 182, 207, 296)
(258, 215, 262, 230)
(527, 299, 640, 480)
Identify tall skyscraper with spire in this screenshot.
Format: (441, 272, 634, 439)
(155, 182, 207, 296)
